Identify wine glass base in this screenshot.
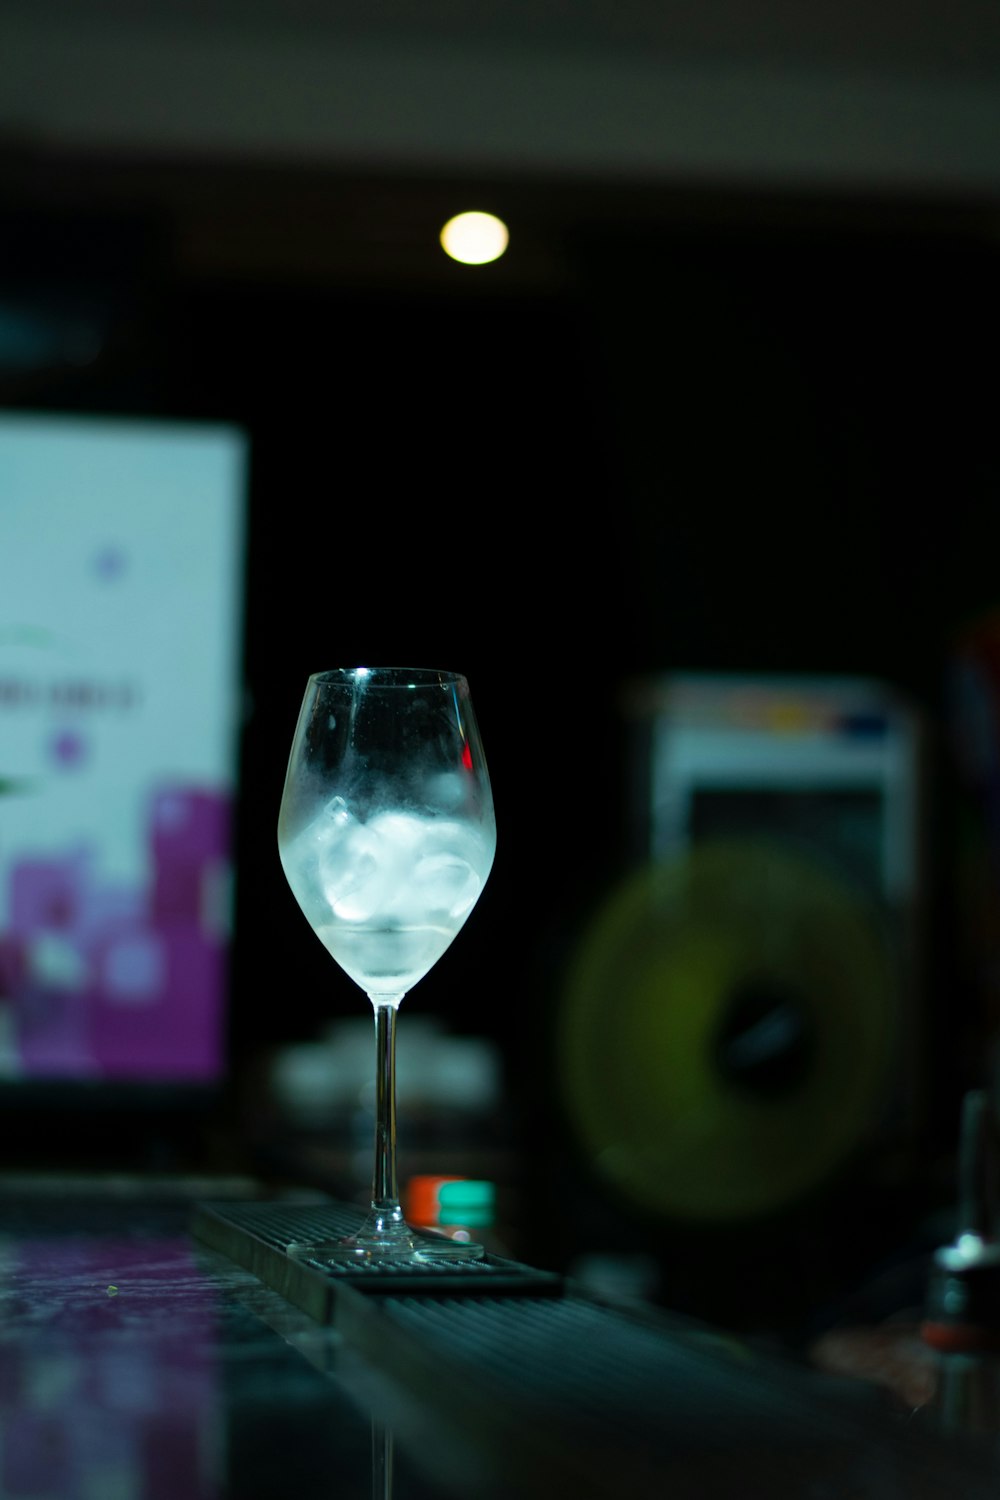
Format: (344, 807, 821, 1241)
(318, 1235, 486, 1267)
(290, 1216, 487, 1268)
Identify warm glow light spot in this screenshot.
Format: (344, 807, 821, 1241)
(440, 212, 509, 266)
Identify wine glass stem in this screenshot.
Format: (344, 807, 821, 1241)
(371, 1000, 403, 1229)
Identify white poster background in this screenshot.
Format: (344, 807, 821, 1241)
(0, 411, 248, 921)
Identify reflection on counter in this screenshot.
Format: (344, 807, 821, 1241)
(0, 1197, 446, 1500)
(0, 1233, 224, 1500)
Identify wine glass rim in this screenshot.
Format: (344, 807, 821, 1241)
(308, 666, 467, 688)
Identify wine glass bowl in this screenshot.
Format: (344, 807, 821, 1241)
(277, 667, 496, 1264)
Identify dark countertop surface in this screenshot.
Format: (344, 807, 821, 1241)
(0, 1177, 445, 1500)
(3, 1174, 1000, 1500)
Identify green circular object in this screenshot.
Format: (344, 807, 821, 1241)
(557, 840, 899, 1224)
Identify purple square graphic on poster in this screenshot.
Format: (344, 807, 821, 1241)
(0, 413, 247, 1081)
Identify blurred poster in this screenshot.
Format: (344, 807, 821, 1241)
(0, 412, 248, 1081)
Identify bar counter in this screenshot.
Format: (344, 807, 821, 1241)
(2, 1175, 999, 1500)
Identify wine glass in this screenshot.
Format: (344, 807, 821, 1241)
(277, 666, 496, 1264)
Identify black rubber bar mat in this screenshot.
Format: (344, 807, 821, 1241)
(191, 1198, 563, 1322)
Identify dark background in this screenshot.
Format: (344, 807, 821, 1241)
(4, 172, 994, 1053)
(2, 10, 999, 1336)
